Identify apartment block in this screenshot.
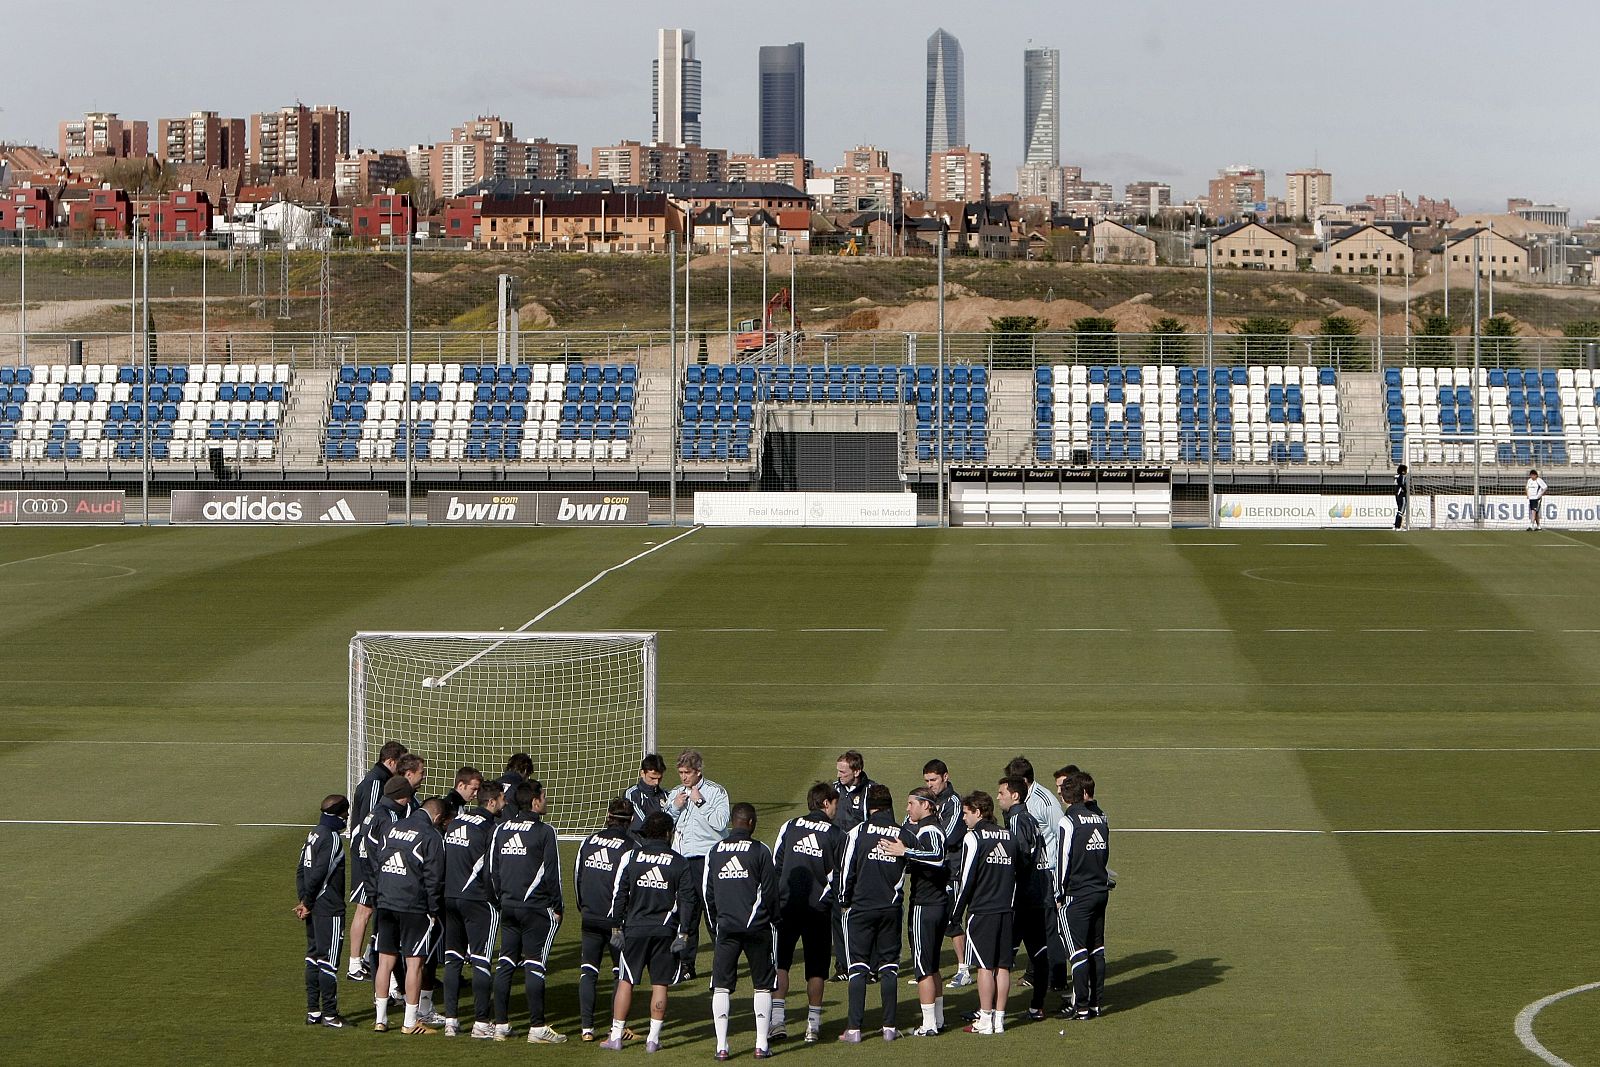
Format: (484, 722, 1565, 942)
(1207, 164, 1266, 221)
(250, 105, 348, 179)
(351, 193, 415, 242)
(335, 150, 410, 202)
(1285, 168, 1333, 221)
(158, 111, 246, 168)
(727, 154, 812, 187)
(1124, 181, 1173, 214)
(146, 188, 214, 240)
(928, 146, 989, 204)
(0, 187, 53, 230)
(59, 112, 148, 159)
(1319, 224, 1413, 275)
(591, 140, 727, 185)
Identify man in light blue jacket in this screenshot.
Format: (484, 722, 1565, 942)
(666, 748, 730, 981)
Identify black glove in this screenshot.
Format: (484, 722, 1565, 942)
(609, 928, 625, 953)
(670, 933, 691, 959)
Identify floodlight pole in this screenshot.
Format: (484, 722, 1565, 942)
(1472, 235, 1482, 525)
(405, 224, 413, 525)
(1205, 231, 1216, 525)
(669, 230, 678, 526)
(725, 211, 733, 358)
(937, 231, 947, 527)
(141, 229, 150, 526)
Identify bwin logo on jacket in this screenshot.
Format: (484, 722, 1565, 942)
(637, 866, 670, 889)
(717, 856, 750, 879)
(500, 833, 527, 856)
(792, 834, 824, 858)
(380, 852, 409, 875)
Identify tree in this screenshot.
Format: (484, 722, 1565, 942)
(1147, 316, 1191, 360)
(1561, 319, 1600, 361)
(1317, 315, 1361, 361)
(1070, 316, 1118, 362)
(987, 314, 1047, 369)
(1482, 316, 1519, 362)
(1416, 314, 1455, 363)
(1232, 315, 1294, 359)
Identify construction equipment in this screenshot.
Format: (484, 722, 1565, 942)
(734, 287, 801, 353)
(838, 238, 861, 256)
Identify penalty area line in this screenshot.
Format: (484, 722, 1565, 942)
(1515, 981, 1600, 1067)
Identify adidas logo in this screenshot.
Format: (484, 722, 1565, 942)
(985, 847, 1013, 865)
(380, 852, 408, 876)
(583, 850, 615, 871)
(318, 498, 357, 522)
(500, 834, 527, 856)
(637, 866, 670, 890)
(717, 856, 749, 880)
(444, 826, 470, 847)
(792, 834, 824, 858)
(1085, 829, 1107, 852)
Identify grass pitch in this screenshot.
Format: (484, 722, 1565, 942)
(3, 526, 1599, 1065)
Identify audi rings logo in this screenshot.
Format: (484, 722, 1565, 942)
(21, 497, 69, 516)
(1, 491, 127, 524)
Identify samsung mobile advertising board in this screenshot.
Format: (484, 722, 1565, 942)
(170, 490, 390, 525)
(1430, 495, 1600, 530)
(0, 490, 127, 524)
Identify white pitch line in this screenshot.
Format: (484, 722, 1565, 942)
(1266, 628, 1330, 633)
(1362, 628, 1429, 633)
(918, 627, 1004, 632)
(668, 680, 1592, 688)
(1269, 543, 1326, 547)
(692, 744, 1600, 753)
(0, 818, 219, 827)
(0, 739, 337, 746)
(1459, 628, 1530, 633)
(0, 542, 109, 569)
(1515, 982, 1600, 1067)
(1180, 543, 1238, 547)
(799, 627, 884, 632)
(1155, 628, 1233, 632)
(433, 525, 702, 686)
(700, 628, 774, 633)
(1037, 627, 1129, 632)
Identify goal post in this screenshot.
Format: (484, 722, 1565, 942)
(349, 631, 657, 839)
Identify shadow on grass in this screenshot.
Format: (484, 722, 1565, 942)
(1105, 956, 1229, 1013)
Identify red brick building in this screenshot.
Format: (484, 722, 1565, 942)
(66, 187, 133, 235)
(352, 193, 415, 241)
(442, 195, 484, 242)
(147, 189, 214, 239)
(0, 187, 54, 231)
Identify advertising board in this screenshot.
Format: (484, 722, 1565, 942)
(170, 490, 390, 526)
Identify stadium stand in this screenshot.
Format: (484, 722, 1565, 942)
(1032, 364, 1341, 464)
(322, 362, 636, 462)
(681, 364, 759, 461)
(1383, 366, 1592, 466)
(0, 362, 290, 462)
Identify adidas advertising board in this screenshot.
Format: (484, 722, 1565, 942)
(0, 490, 127, 525)
(169, 490, 389, 525)
(425, 491, 647, 526)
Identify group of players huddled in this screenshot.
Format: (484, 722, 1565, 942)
(295, 744, 1112, 1055)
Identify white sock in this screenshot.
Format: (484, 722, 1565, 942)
(403, 1001, 418, 1029)
(609, 1019, 625, 1042)
(934, 996, 945, 1030)
(713, 989, 731, 1051)
(994, 1009, 1005, 1033)
(920, 1003, 936, 1030)
(772, 997, 786, 1030)
(956, 964, 970, 979)
(883, 1027, 897, 1039)
(445, 1017, 458, 1029)
(648, 1018, 664, 1043)
(754, 991, 772, 1048)
(374, 998, 388, 1025)
(418, 988, 433, 1015)
(807, 1004, 823, 1031)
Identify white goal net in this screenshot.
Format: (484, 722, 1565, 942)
(349, 631, 656, 839)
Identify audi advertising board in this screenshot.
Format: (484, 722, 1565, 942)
(426, 491, 648, 526)
(169, 490, 390, 526)
(0, 490, 127, 524)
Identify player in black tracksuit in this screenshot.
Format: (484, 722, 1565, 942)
(950, 792, 1020, 1034)
(831, 753, 873, 978)
(998, 776, 1051, 1018)
(346, 741, 405, 980)
(489, 780, 565, 1040)
(368, 782, 444, 1032)
(297, 795, 349, 1027)
(771, 782, 843, 1042)
(496, 753, 534, 820)
(442, 782, 505, 1036)
(837, 784, 906, 1040)
(603, 812, 698, 1050)
(625, 754, 669, 832)
(704, 803, 782, 1057)
(923, 760, 971, 984)
(574, 799, 638, 1039)
(1394, 464, 1408, 530)
(1056, 772, 1112, 1022)
(881, 786, 950, 1036)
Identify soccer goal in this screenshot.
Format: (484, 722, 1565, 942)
(349, 631, 656, 839)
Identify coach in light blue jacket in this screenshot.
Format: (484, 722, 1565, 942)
(665, 749, 730, 979)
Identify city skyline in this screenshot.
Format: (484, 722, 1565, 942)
(758, 43, 805, 159)
(925, 29, 966, 194)
(3, 0, 1599, 216)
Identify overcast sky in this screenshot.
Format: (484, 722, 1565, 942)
(6, 0, 1595, 217)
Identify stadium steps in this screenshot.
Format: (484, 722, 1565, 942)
(636, 367, 676, 468)
(1340, 372, 1390, 472)
(283, 367, 334, 467)
(988, 371, 1035, 465)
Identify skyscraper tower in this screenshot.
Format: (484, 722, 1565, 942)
(758, 43, 806, 158)
(652, 28, 702, 147)
(1023, 46, 1060, 166)
(925, 29, 964, 194)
